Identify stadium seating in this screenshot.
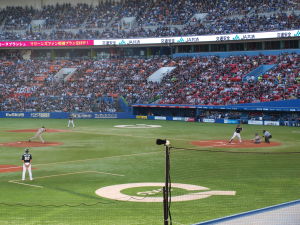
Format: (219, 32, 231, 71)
(0, 54, 299, 112)
(0, 0, 299, 40)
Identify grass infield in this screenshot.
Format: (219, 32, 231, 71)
(0, 118, 299, 225)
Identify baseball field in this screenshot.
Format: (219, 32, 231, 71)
(0, 118, 299, 225)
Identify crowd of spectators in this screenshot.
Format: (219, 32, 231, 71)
(157, 53, 299, 105)
(0, 0, 299, 40)
(183, 12, 300, 36)
(0, 53, 299, 112)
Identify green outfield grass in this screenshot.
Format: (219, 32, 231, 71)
(0, 118, 299, 225)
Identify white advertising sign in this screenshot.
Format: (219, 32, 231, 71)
(94, 30, 300, 46)
(264, 121, 280, 126)
(248, 120, 264, 125)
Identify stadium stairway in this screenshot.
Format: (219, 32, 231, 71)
(54, 68, 77, 82)
(242, 64, 277, 82)
(147, 67, 176, 83)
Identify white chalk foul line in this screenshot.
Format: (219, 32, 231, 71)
(32, 171, 124, 180)
(33, 151, 159, 167)
(8, 180, 43, 188)
(8, 171, 124, 188)
(1, 152, 159, 171)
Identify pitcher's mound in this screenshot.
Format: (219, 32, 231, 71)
(0, 141, 63, 147)
(191, 140, 281, 148)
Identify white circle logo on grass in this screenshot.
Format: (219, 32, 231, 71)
(114, 124, 161, 128)
(95, 183, 236, 202)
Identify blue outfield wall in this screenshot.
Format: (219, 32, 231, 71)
(133, 99, 300, 112)
(0, 111, 135, 119)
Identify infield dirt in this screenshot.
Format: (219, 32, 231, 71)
(191, 140, 281, 148)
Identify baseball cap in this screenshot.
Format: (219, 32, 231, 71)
(25, 148, 29, 153)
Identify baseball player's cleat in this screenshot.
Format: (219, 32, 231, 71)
(28, 139, 31, 142)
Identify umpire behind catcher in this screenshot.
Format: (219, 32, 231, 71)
(21, 148, 33, 181)
(263, 130, 272, 143)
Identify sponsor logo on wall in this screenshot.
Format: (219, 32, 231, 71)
(136, 115, 148, 119)
(248, 120, 263, 125)
(203, 118, 215, 123)
(5, 112, 24, 117)
(71, 113, 93, 119)
(94, 113, 118, 119)
(30, 113, 50, 118)
(264, 121, 280, 126)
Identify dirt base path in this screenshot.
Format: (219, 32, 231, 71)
(6, 129, 71, 133)
(0, 164, 22, 173)
(0, 141, 63, 148)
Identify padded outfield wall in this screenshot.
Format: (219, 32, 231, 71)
(0, 112, 135, 119)
(133, 99, 300, 127)
(1, 100, 299, 126)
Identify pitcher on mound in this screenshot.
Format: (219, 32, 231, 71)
(29, 126, 46, 143)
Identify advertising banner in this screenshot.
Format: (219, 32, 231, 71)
(202, 118, 215, 123)
(136, 115, 148, 119)
(94, 30, 300, 46)
(264, 121, 280, 126)
(0, 40, 94, 48)
(154, 116, 167, 120)
(0, 111, 134, 119)
(224, 119, 239, 124)
(1, 30, 297, 48)
(248, 120, 264, 125)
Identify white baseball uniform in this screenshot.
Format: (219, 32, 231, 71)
(29, 127, 46, 143)
(68, 116, 75, 128)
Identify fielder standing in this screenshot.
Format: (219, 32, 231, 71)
(29, 126, 46, 143)
(21, 148, 33, 181)
(67, 115, 75, 128)
(229, 124, 243, 143)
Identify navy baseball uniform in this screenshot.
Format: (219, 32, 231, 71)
(22, 148, 33, 180)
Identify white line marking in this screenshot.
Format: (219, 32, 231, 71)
(32, 171, 124, 179)
(8, 180, 43, 188)
(8, 171, 124, 188)
(0, 152, 159, 170)
(33, 151, 159, 167)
